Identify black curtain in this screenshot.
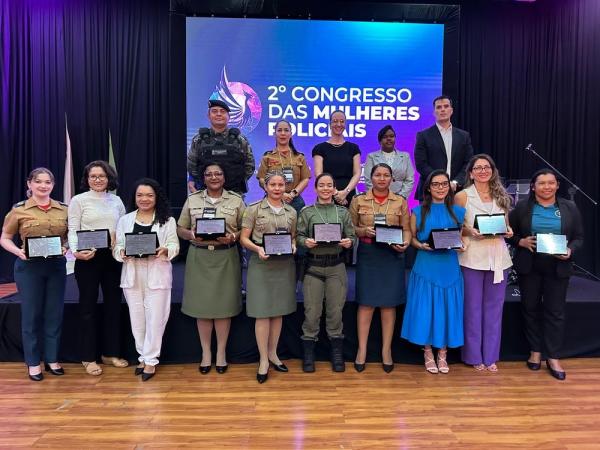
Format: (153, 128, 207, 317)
(0, 0, 177, 282)
(2, 0, 599, 281)
(458, 0, 600, 277)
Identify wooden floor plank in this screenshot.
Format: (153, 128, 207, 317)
(1, 359, 600, 448)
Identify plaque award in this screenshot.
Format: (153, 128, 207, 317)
(375, 225, 404, 245)
(428, 228, 463, 250)
(76, 229, 110, 251)
(536, 233, 568, 256)
(195, 218, 226, 239)
(125, 232, 158, 257)
(25, 236, 63, 259)
(263, 232, 293, 256)
(474, 214, 508, 236)
(313, 223, 342, 244)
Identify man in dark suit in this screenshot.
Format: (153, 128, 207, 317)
(414, 95, 474, 201)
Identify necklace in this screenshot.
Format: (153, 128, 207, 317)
(328, 140, 345, 147)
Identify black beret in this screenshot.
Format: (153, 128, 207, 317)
(208, 99, 230, 112)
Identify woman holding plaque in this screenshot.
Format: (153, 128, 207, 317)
(401, 170, 466, 374)
(312, 110, 361, 206)
(113, 178, 179, 381)
(68, 160, 127, 376)
(508, 169, 583, 380)
(257, 120, 311, 213)
(364, 125, 415, 199)
(177, 162, 245, 374)
(349, 163, 411, 373)
(296, 173, 356, 373)
(454, 154, 513, 372)
(240, 171, 297, 383)
(1, 168, 68, 381)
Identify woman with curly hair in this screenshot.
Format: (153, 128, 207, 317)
(454, 154, 513, 372)
(114, 178, 179, 381)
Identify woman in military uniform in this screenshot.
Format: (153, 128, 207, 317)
(240, 171, 297, 383)
(177, 163, 245, 375)
(1, 168, 68, 381)
(257, 119, 311, 213)
(296, 173, 356, 373)
(349, 163, 411, 373)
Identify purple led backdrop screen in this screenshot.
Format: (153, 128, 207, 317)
(186, 18, 444, 205)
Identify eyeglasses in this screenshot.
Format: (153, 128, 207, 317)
(430, 181, 450, 189)
(88, 175, 107, 181)
(204, 171, 224, 178)
(472, 165, 492, 173)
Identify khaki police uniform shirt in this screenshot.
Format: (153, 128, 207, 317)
(242, 198, 297, 244)
(2, 198, 68, 247)
(349, 190, 409, 237)
(256, 150, 311, 192)
(296, 202, 356, 255)
(178, 189, 245, 246)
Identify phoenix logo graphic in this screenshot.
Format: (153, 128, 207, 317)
(210, 66, 262, 134)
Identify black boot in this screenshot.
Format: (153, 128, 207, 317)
(302, 339, 316, 373)
(330, 338, 345, 372)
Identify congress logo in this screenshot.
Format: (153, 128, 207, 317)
(210, 66, 262, 134)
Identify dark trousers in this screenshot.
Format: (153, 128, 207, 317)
(518, 255, 569, 358)
(14, 257, 66, 366)
(74, 248, 123, 361)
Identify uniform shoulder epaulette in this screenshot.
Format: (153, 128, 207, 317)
(248, 199, 263, 207)
(189, 189, 205, 197)
(354, 192, 366, 197)
(227, 190, 242, 198)
(58, 201, 68, 207)
(12, 200, 25, 208)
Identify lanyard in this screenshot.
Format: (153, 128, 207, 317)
(266, 199, 289, 231)
(313, 202, 340, 225)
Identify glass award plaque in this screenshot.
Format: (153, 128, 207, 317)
(195, 218, 226, 239)
(428, 227, 463, 250)
(76, 229, 110, 251)
(474, 214, 508, 236)
(125, 232, 158, 258)
(313, 223, 342, 244)
(25, 235, 63, 259)
(375, 225, 404, 245)
(263, 232, 293, 256)
(536, 233, 568, 256)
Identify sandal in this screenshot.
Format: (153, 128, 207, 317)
(473, 364, 486, 371)
(486, 363, 499, 372)
(101, 355, 129, 368)
(423, 348, 438, 374)
(82, 361, 103, 376)
(437, 349, 449, 374)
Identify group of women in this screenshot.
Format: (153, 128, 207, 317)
(1, 111, 583, 383)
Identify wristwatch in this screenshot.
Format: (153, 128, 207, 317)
(291, 189, 298, 197)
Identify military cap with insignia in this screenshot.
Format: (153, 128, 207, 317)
(208, 99, 231, 112)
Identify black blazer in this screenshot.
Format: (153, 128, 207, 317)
(414, 124, 473, 200)
(508, 197, 584, 278)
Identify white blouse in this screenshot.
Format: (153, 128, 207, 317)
(458, 185, 512, 283)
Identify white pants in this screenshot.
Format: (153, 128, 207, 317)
(123, 259, 171, 366)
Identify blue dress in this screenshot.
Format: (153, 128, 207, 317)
(401, 203, 466, 348)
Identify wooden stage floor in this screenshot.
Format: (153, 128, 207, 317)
(1, 359, 600, 449)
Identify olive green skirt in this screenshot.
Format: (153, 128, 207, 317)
(246, 253, 297, 318)
(181, 246, 242, 319)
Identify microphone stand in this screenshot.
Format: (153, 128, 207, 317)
(525, 143, 600, 282)
(525, 143, 597, 205)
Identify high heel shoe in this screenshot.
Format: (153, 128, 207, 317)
(199, 364, 211, 375)
(216, 364, 228, 374)
(526, 360, 541, 371)
(546, 361, 566, 381)
(353, 362, 366, 372)
(141, 366, 156, 382)
(27, 366, 43, 382)
(382, 363, 394, 373)
(44, 363, 65, 376)
(256, 370, 269, 384)
(423, 349, 438, 374)
(437, 350, 449, 374)
(269, 360, 288, 372)
(134, 364, 145, 376)
(101, 355, 129, 368)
